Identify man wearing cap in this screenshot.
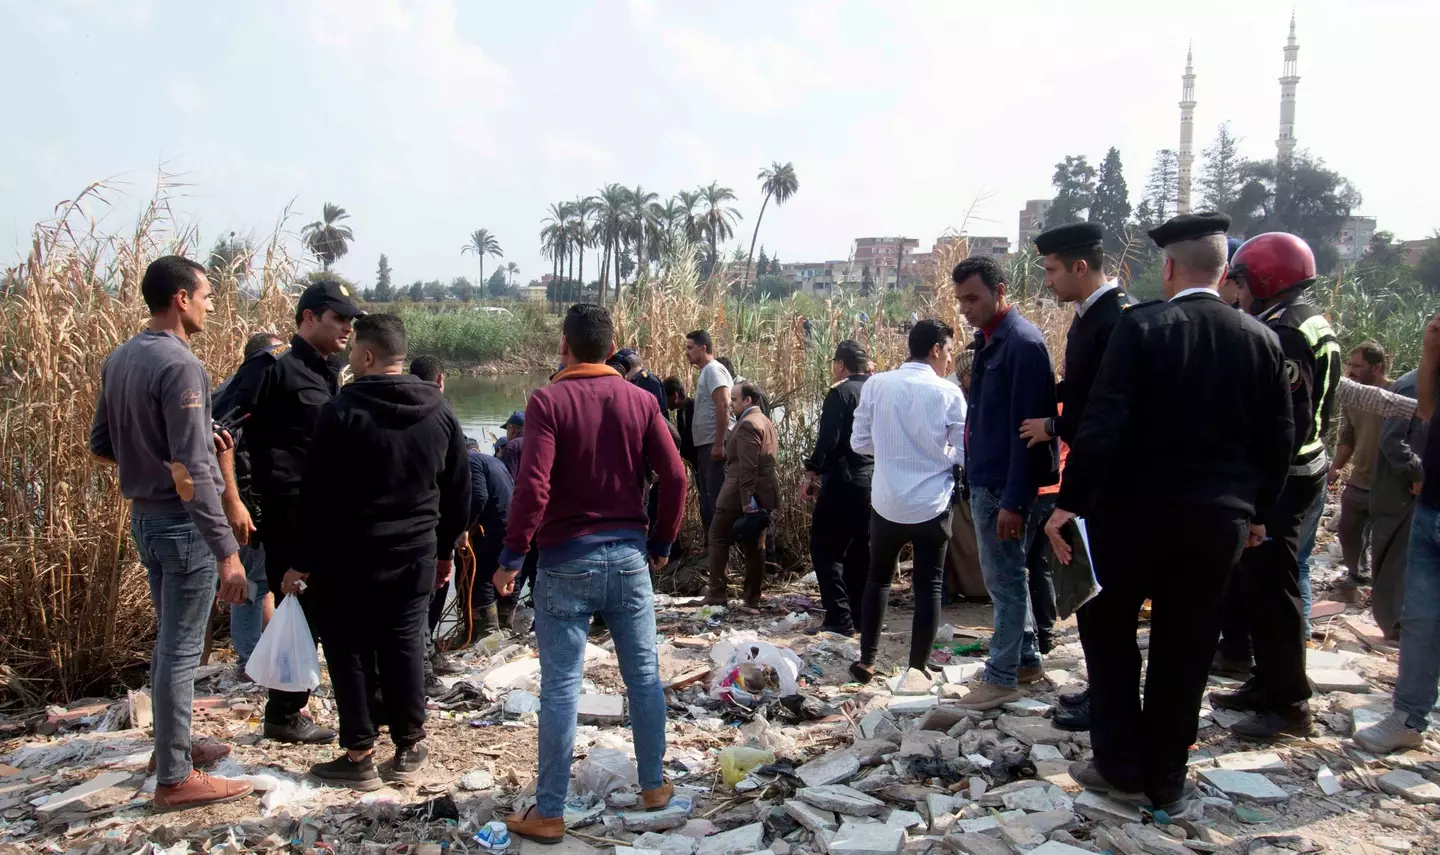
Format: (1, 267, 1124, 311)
(1017, 222, 1134, 732)
(610, 348, 669, 419)
(800, 340, 874, 636)
(500, 410, 525, 479)
(227, 279, 363, 745)
(1043, 213, 1292, 814)
(1209, 231, 1341, 740)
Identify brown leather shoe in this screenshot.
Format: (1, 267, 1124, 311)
(147, 740, 231, 775)
(153, 770, 252, 812)
(1018, 665, 1045, 684)
(507, 806, 564, 844)
(642, 780, 674, 811)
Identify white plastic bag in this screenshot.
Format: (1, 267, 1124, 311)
(573, 747, 638, 799)
(245, 596, 321, 692)
(708, 634, 805, 703)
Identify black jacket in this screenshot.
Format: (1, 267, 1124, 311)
(297, 374, 471, 575)
(1055, 287, 1135, 444)
(1058, 291, 1294, 521)
(212, 343, 285, 499)
(229, 335, 343, 500)
(804, 374, 873, 491)
(631, 370, 669, 420)
(674, 398, 698, 464)
(468, 450, 512, 536)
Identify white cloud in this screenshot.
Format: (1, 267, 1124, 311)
(541, 137, 617, 171)
(655, 28, 831, 114)
(164, 79, 207, 114)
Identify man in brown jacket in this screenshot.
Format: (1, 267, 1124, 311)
(705, 380, 779, 606)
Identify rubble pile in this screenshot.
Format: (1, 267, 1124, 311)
(1, 584, 1438, 855)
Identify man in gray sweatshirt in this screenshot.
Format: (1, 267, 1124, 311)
(90, 256, 253, 812)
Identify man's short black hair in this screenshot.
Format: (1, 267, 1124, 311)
(1055, 244, 1106, 276)
(409, 355, 443, 382)
(686, 330, 714, 353)
(908, 318, 955, 361)
(243, 331, 282, 359)
(564, 303, 614, 363)
(735, 380, 764, 408)
(834, 339, 869, 374)
(141, 255, 207, 314)
(716, 356, 735, 377)
(951, 256, 1008, 293)
(663, 376, 686, 399)
(354, 313, 407, 360)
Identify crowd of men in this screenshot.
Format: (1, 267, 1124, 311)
(91, 207, 1440, 821)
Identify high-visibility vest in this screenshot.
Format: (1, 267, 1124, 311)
(1268, 299, 1341, 463)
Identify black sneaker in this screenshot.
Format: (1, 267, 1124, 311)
(310, 753, 382, 791)
(1210, 651, 1255, 679)
(264, 717, 338, 745)
(424, 673, 448, 699)
(431, 651, 464, 677)
(1052, 695, 1091, 732)
(804, 624, 856, 637)
(1229, 708, 1315, 741)
(1058, 688, 1089, 708)
(389, 742, 429, 784)
(1067, 760, 1144, 801)
(1208, 681, 1269, 712)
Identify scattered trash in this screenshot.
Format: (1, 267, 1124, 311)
(718, 746, 776, 786)
(475, 820, 511, 850)
(575, 748, 639, 799)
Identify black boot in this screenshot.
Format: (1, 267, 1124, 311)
(265, 716, 338, 745)
(1053, 694, 1091, 731)
(471, 603, 501, 638)
(1229, 705, 1315, 741)
(1208, 680, 1270, 712)
(310, 753, 382, 791)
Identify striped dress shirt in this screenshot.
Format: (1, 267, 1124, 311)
(851, 361, 969, 524)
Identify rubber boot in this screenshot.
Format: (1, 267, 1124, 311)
(495, 596, 516, 632)
(471, 603, 501, 638)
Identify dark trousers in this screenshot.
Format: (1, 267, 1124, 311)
(260, 497, 318, 725)
(1235, 472, 1323, 709)
(810, 481, 871, 631)
(467, 534, 503, 610)
(709, 507, 767, 604)
(859, 510, 952, 671)
(694, 456, 726, 543)
(1081, 506, 1247, 807)
(1371, 502, 1415, 638)
(1338, 484, 1372, 580)
(428, 587, 446, 634)
(1026, 495, 1059, 648)
(317, 556, 434, 751)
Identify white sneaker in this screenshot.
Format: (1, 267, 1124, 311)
(1353, 711, 1424, 754)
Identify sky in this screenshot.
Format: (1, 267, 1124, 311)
(2, 0, 1437, 290)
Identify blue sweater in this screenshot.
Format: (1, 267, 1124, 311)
(964, 309, 1059, 512)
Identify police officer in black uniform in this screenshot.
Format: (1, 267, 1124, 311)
(800, 340, 874, 636)
(227, 280, 363, 744)
(1017, 221, 1135, 733)
(1209, 232, 1341, 740)
(1044, 213, 1294, 813)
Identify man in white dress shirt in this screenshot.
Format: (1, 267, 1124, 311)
(847, 320, 968, 684)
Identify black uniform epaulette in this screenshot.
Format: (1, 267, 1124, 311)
(1124, 299, 1163, 311)
(271, 344, 291, 357)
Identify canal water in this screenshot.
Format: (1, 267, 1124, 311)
(443, 372, 553, 446)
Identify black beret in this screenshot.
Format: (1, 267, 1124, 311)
(1034, 221, 1104, 255)
(1148, 212, 1231, 248)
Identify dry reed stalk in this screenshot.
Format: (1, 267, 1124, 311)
(0, 180, 296, 704)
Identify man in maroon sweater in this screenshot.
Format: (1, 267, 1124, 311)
(495, 304, 686, 843)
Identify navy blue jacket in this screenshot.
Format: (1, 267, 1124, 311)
(964, 308, 1059, 512)
(468, 450, 513, 536)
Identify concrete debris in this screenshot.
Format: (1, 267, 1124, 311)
(1305, 668, 1371, 693)
(949, 832, 1014, 855)
(622, 800, 693, 832)
(885, 809, 924, 829)
(1377, 769, 1440, 804)
(898, 730, 959, 761)
(1029, 840, 1096, 855)
(797, 749, 862, 788)
(1213, 751, 1287, 773)
(1196, 769, 1291, 804)
(860, 709, 902, 741)
(916, 705, 975, 733)
(697, 823, 767, 855)
(796, 784, 888, 817)
(893, 668, 935, 695)
(784, 799, 839, 833)
(1122, 823, 1192, 855)
(826, 822, 905, 855)
(576, 694, 626, 725)
(995, 714, 1071, 746)
(1073, 790, 1143, 825)
(886, 696, 939, 715)
(1002, 698, 1053, 717)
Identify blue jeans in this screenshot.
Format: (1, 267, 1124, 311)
(229, 543, 269, 668)
(534, 542, 667, 817)
(1295, 485, 1325, 632)
(132, 511, 218, 787)
(971, 486, 1041, 688)
(1395, 501, 1440, 727)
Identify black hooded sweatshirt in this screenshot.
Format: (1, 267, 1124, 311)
(296, 373, 470, 578)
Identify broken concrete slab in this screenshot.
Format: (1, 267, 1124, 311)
(978, 779, 1047, 807)
(1000, 786, 1056, 812)
(1028, 841, 1094, 855)
(860, 710, 902, 741)
(785, 800, 840, 834)
(797, 751, 862, 788)
(797, 785, 888, 817)
(1001, 698, 1052, 717)
(898, 730, 959, 761)
(995, 714, 1068, 746)
(518, 836, 599, 855)
(826, 823, 905, 855)
(1196, 769, 1290, 804)
(504, 689, 541, 715)
(885, 810, 924, 830)
(623, 802, 692, 832)
(34, 772, 135, 819)
(1306, 668, 1370, 693)
(1377, 769, 1440, 804)
(917, 705, 976, 733)
(1214, 751, 1287, 773)
(1000, 810, 1073, 839)
(1121, 824, 1190, 855)
(697, 823, 767, 855)
(1306, 649, 1357, 669)
(947, 833, 1012, 855)
(1028, 744, 1064, 763)
(887, 696, 939, 715)
(851, 740, 899, 766)
(1073, 790, 1142, 825)
(576, 694, 625, 726)
(893, 668, 935, 695)
(483, 657, 542, 691)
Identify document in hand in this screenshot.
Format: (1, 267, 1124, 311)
(1047, 517, 1100, 619)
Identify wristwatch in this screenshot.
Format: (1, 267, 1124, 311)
(1046, 417, 1057, 438)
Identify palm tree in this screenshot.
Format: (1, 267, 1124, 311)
(596, 184, 630, 301)
(301, 203, 355, 271)
(628, 186, 660, 282)
(699, 182, 742, 280)
(506, 262, 519, 287)
(571, 196, 598, 293)
(676, 190, 704, 246)
(461, 228, 503, 289)
(745, 162, 799, 289)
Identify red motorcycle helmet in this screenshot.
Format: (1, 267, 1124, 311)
(1229, 232, 1317, 301)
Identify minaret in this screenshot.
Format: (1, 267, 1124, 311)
(1277, 13, 1299, 162)
(1178, 43, 1196, 214)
